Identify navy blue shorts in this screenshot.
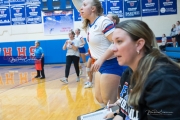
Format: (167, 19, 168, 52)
(99, 58, 127, 76)
(78, 47, 86, 53)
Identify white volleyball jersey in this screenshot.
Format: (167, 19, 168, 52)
(86, 16, 114, 59)
(75, 34, 84, 48)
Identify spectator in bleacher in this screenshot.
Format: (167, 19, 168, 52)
(170, 24, 177, 47)
(159, 34, 167, 51)
(175, 21, 180, 47)
(60, 30, 80, 84)
(104, 19, 180, 120)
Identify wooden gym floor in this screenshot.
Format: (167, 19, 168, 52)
(0, 64, 101, 120)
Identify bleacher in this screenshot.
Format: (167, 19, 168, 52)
(156, 36, 180, 62)
(164, 47, 180, 61)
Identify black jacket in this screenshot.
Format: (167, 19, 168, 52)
(119, 59, 180, 120)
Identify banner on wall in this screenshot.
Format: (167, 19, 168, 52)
(124, 0, 141, 18)
(11, 5, 26, 25)
(10, 0, 26, 5)
(160, 0, 177, 15)
(0, 6, 11, 26)
(142, 0, 159, 16)
(26, 0, 41, 4)
(0, 0, 9, 5)
(107, 0, 123, 18)
(43, 10, 74, 35)
(100, 0, 107, 15)
(26, 4, 42, 24)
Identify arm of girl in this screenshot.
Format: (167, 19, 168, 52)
(91, 33, 114, 72)
(62, 40, 68, 50)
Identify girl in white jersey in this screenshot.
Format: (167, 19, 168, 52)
(73, 0, 125, 105)
(60, 30, 80, 84)
(75, 28, 86, 75)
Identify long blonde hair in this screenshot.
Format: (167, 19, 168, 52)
(115, 20, 179, 109)
(82, 0, 103, 31)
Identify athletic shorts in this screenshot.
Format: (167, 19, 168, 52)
(78, 47, 86, 53)
(99, 58, 127, 76)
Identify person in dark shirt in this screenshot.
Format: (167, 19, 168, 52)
(104, 20, 180, 120)
(34, 41, 45, 79)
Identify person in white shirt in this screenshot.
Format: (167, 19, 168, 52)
(159, 34, 167, 51)
(73, 0, 126, 105)
(75, 28, 86, 75)
(60, 30, 80, 84)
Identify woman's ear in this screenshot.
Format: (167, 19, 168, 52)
(136, 38, 145, 52)
(91, 6, 96, 12)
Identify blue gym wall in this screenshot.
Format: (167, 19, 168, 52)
(0, 37, 172, 65)
(0, 0, 179, 65)
(0, 39, 89, 65)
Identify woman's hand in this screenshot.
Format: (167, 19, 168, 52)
(65, 40, 68, 44)
(103, 112, 114, 119)
(63, 40, 69, 50)
(91, 45, 114, 72)
(91, 59, 103, 72)
(108, 103, 118, 109)
(107, 99, 120, 110)
(68, 40, 72, 45)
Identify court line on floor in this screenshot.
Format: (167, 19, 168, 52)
(0, 71, 87, 94)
